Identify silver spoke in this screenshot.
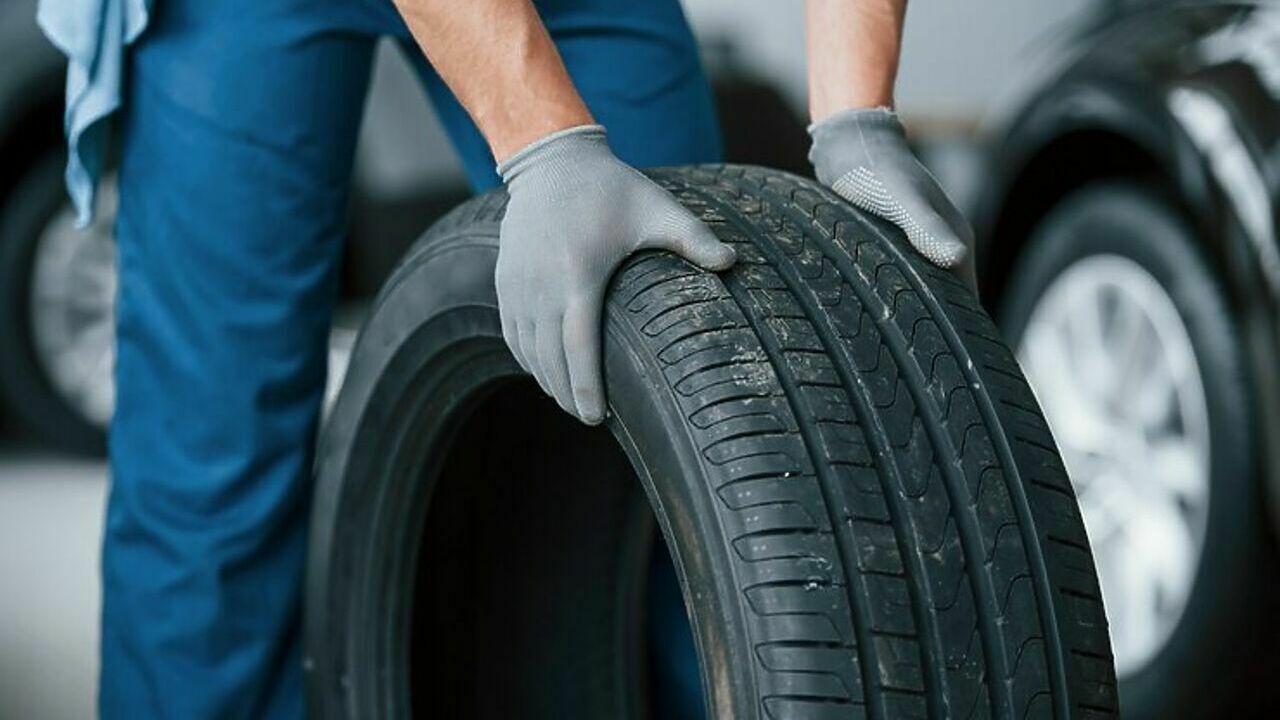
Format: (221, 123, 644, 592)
(1146, 436, 1208, 506)
(1126, 356, 1176, 427)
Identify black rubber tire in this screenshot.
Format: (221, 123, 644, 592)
(998, 181, 1278, 720)
(305, 165, 1117, 719)
(0, 152, 108, 455)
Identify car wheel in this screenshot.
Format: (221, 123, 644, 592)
(305, 165, 1117, 719)
(998, 180, 1277, 719)
(0, 153, 364, 455)
(0, 153, 115, 455)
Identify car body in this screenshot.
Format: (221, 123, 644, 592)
(975, 2, 1280, 716)
(0, 0, 63, 206)
(977, 0, 1280, 521)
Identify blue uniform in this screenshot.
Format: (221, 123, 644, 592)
(86, 0, 722, 716)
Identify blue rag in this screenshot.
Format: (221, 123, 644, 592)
(37, 0, 151, 227)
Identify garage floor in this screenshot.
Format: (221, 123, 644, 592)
(0, 444, 105, 720)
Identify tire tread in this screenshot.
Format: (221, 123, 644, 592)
(609, 165, 1117, 719)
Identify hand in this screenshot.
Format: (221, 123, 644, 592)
(809, 108, 977, 291)
(496, 125, 736, 424)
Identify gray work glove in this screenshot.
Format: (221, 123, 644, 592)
(496, 125, 736, 425)
(809, 108, 977, 291)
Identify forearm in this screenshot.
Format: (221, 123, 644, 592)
(393, 0, 592, 161)
(805, 0, 907, 122)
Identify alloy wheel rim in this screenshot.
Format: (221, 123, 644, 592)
(1016, 253, 1210, 679)
(29, 178, 119, 429)
(27, 179, 361, 433)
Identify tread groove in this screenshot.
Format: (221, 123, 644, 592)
(738, 177, 1017, 719)
(673, 176, 949, 718)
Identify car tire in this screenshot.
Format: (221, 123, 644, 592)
(998, 181, 1278, 719)
(0, 152, 110, 455)
(305, 165, 1117, 719)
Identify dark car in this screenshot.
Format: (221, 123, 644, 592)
(976, 3, 1280, 717)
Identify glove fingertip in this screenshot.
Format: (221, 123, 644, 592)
(695, 241, 737, 272)
(571, 380, 606, 425)
(921, 239, 967, 269)
(644, 205, 737, 272)
(682, 219, 736, 271)
(904, 210, 969, 269)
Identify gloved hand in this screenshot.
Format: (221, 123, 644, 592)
(809, 108, 977, 290)
(496, 125, 736, 425)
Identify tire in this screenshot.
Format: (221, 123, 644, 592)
(0, 152, 110, 455)
(998, 181, 1277, 719)
(306, 165, 1117, 719)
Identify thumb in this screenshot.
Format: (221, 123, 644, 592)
(641, 205, 736, 271)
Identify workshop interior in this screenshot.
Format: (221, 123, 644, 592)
(2, 0, 1279, 718)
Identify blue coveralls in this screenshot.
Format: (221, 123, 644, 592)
(102, 0, 721, 715)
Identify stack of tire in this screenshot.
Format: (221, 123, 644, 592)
(305, 165, 1118, 719)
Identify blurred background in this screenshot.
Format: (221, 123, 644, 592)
(3, 0, 1278, 717)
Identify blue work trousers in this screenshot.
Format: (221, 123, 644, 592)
(105, 0, 721, 715)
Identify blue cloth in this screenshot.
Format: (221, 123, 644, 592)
(37, 0, 151, 227)
(101, 0, 721, 717)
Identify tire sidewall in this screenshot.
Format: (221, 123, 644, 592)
(998, 182, 1261, 718)
(306, 224, 758, 719)
(604, 305, 759, 720)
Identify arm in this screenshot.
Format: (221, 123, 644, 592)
(393, 0, 736, 424)
(804, 0, 977, 288)
(806, 0, 905, 120)
(392, 0, 591, 161)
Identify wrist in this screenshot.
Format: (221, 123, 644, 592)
(487, 104, 596, 164)
(808, 107, 902, 140)
(809, 89, 895, 125)
(497, 124, 612, 186)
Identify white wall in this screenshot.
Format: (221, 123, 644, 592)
(355, 0, 1103, 193)
(682, 0, 1099, 127)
